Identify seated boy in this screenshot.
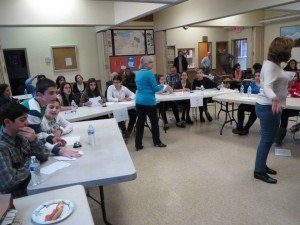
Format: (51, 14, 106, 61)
(0, 102, 48, 198)
(22, 78, 80, 158)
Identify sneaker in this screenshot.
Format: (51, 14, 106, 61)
(232, 128, 240, 135)
(186, 117, 194, 124)
(200, 117, 205, 123)
(239, 129, 249, 136)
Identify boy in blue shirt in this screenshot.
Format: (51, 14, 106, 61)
(232, 71, 261, 135)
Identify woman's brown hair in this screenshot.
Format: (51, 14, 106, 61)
(268, 37, 294, 64)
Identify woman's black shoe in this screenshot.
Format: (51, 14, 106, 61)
(200, 117, 205, 123)
(266, 166, 277, 175)
(135, 145, 144, 151)
(254, 172, 277, 184)
(154, 143, 167, 148)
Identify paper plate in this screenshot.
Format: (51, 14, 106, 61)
(31, 199, 74, 224)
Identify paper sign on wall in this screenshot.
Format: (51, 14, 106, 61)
(113, 108, 129, 122)
(190, 96, 203, 107)
(65, 57, 72, 66)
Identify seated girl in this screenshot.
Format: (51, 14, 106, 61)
(192, 68, 216, 122)
(57, 82, 78, 111)
(41, 98, 73, 137)
(79, 78, 105, 106)
(0, 84, 18, 107)
(174, 72, 193, 124)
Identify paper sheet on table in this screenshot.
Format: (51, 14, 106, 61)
(41, 161, 71, 175)
(53, 156, 77, 161)
(241, 96, 257, 101)
(63, 136, 80, 146)
(190, 95, 203, 107)
(275, 148, 291, 157)
(89, 97, 101, 107)
(113, 108, 129, 122)
(118, 101, 134, 105)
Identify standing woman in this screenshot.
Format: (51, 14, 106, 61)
(135, 56, 172, 150)
(254, 37, 296, 184)
(57, 82, 77, 111)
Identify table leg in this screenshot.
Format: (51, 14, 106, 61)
(219, 102, 237, 135)
(86, 187, 112, 225)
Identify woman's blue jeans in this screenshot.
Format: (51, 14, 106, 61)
(254, 103, 281, 173)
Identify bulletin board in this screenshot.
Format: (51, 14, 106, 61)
(51, 46, 78, 71)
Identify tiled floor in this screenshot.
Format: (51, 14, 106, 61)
(87, 108, 300, 225)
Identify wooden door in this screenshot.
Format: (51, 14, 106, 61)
(216, 42, 228, 74)
(198, 42, 212, 68)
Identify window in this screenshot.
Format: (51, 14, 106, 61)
(233, 39, 247, 70)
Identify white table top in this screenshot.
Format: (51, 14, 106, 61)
(28, 119, 137, 195)
(61, 101, 135, 122)
(155, 88, 236, 102)
(15, 185, 94, 225)
(212, 92, 300, 110)
(13, 94, 32, 101)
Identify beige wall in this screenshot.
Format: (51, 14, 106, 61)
(0, 27, 100, 83)
(264, 19, 300, 59)
(166, 27, 228, 69)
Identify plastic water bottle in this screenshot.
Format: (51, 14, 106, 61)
(24, 89, 28, 96)
(29, 156, 41, 186)
(240, 84, 244, 95)
(71, 100, 77, 113)
(247, 85, 252, 97)
(87, 125, 95, 146)
(220, 82, 224, 91)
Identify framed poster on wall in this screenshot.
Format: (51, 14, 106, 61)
(51, 46, 78, 71)
(146, 30, 155, 55)
(113, 30, 146, 56)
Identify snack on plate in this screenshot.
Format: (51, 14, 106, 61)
(45, 201, 64, 221)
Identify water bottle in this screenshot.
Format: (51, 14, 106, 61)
(87, 125, 95, 146)
(247, 85, 252, 97)
(24, 89, 28, 96)
(29, 156, 41, 186)
(220, 82, 224, 91)
(240, 84, 244, 95)
(71, 100, 77, 114)
(199, 85, 204, 96)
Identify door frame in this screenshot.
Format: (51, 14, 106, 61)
(3, 48, 30, 76)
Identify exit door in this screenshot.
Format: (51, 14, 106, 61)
(3, 49, 29, 95)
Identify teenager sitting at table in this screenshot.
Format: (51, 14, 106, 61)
(79, 78, 105, 106)
(232, 71, 261, 135)
(55, 75, 66, 90)
(41, 98, 73, 137)
(174, 72, 193, 124)
(275, 70, 300, 146)
(57, 82, 78, 111)
(165, 66, 185, 128)
(0, 102, 49, 198)
(107, 74, 137, 138)
(0, 84, 18, 107)
(230, 63, 242, 90)
(25, 74, 46, 97)
(22, 78, 81, 159)
(157, 75, 172, 130)
(192, 68, 216, 122)
(72, 74, 86, 94)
